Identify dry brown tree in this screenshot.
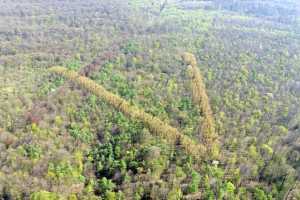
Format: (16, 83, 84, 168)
(49, 66, 206, 161)
(182, 52, 220, 159)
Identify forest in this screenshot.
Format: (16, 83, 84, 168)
(0, 0, 300, 199)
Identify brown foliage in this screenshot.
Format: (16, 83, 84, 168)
(182, 52, 220, 159)
(79, 48, 119, 77)
(49, 66, 206, 160)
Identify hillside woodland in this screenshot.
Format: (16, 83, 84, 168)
(0, 0, 300, 199)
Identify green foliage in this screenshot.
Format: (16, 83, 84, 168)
(92, 142, 125, 176)
(68, 123, 93, 143)
(24, 144, 42, 159)
(47, 161, 83, 182)
(225, 182, 236, 199)
(134, 185, 144, 200)
(30, 191, 60, 200)
(207, 165, 224, 179)
(54, 116, 63, 127)
(175, 166, 186, 180)
(65, 57, 82, 71)
(50, 66, 206, 161)
(38, 75, 64, 97)
(2, 0, 300, 199)
(253, 188, 269, 200)
(261, 144, 273, 156)
(187, 170, 201, 193)
(31, 123, 40, 133)
(202, 175, 215, 199)
(68, 194, 78, 200)
(144, 146, 168, 178)
(99, 177, 116, 194)
(105, 191, 116, 200)
(96, 62, 136, 100)
(121, 41, 141, 55)
(111, 74, 136, 100)
(249, 145, 259, 160)
(167, 186, 183, 200)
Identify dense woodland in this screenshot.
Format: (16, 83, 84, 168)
(0, 0, 300, 199)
